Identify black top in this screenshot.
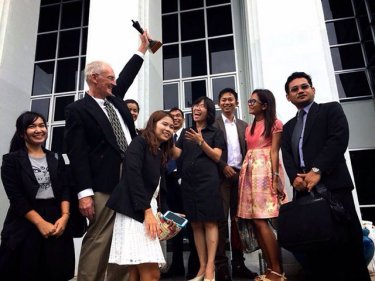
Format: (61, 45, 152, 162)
(176, 125, 226, 222)
(106, 136, 167, 223)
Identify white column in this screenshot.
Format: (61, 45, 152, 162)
(86, 0, 162, 129)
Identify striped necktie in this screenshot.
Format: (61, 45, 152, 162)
(104, 100, 128, 152)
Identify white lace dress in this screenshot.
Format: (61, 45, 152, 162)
(108, 185, 165, 266)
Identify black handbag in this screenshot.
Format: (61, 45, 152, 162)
(278, 183, 348, 252)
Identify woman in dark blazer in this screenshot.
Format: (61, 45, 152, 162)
(107, 110, 174, 281)
(0, 111, 74, 281)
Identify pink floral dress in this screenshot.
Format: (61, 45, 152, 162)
(237, 119, 287, 219)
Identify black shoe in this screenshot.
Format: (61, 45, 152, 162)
(231, 261, 258, 279)
(160, 264, 185, 279)
(216, 265, 232, 281)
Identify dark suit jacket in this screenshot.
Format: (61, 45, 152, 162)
(213, 115, 247, 172)
(281, 101, 354, 191)
(0, 148, 69, 248)
(63, 54, 144, 194)
(106, 136, 167, 223)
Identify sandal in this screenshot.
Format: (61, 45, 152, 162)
(255, 270, 287, 281)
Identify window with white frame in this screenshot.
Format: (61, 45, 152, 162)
(31, 0, 90, 152)
(161, 0, 239, 125)
(322, 0, 375, 101)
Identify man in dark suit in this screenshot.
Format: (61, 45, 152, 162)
(281, 72, 370, 281)
(214, 88, 257, 281)
(63, 33, 149, 281)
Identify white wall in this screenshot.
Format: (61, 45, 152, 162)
(87, 0, 162, 130)
(0, 0, 40, 228)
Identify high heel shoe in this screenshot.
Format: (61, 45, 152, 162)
(203, 273, 215, 281)
(188, 274, 204, 281)
(255, 270, 287, 281)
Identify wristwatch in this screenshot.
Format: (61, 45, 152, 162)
(311, 167, 321, 174)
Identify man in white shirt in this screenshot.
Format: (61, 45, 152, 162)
(214, 88, 257, 281)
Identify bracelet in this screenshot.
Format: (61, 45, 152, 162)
(198, 140, 204, 146)
(273, 172, 280, 177)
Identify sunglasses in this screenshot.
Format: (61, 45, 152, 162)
(248, 99, 263, 106)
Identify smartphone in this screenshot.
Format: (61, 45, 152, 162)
(163, 211, 188, 228)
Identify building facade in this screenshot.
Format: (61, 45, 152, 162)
(0, 0, 374, 265)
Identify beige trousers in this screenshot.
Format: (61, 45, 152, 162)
(77, 192, 129, 281)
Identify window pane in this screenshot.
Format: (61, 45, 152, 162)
(51, 126, 65, 153)
(55, 59, 79, 93)
(180, 0, 203, 11)
(326, 19, 359, 45)
(162, 0, 178, 14)
(35, 33, 57, 61)
(79, 57, 86, 90)
(181, 10, 205, 41)
(212, 76, 235, 103)
(335, 71, 371, 98)
(321, 0, 354, 20)
(31, 98, 50, 120)
(58, 29, 81, 58)
(209, 37, 235, 74)
(41, 0, 60, 5)
(83, 0, 90, 26)
(350, 149, 375, 205)
(32, 62, 55, 96)
(54, 95, 75, 121)
(61, 1, 82, 29)
(162, 14, 179, 44)
(358, 16, 371, 41)
(181, 41, 207, 78)
(38, 5, 60, 32)
(207, 0, 230, 6)
(184, 80, 206, 108)
(207, 6, 232, 37)
(364, 41, 375, 67)
(330, 44, 365, 70)
(360, 207, 375, 228)
(163, 83, 179, 109)
(163, 45, 180, 80)
(82, 28, 88, 55)
(185, 113, 192, 128)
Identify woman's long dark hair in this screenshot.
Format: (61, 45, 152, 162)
(9, 111, 47, 152)
(250, 89, 276, 139)
(141, 110, 174, 166)
(191, 96, 216, 126)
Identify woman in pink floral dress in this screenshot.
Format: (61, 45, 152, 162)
(237, 89, 287, 281)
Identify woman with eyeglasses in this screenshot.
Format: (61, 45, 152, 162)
(0, 111, 75, 281)
(237, 90, 287, 281)
(172, 96, 225, 281)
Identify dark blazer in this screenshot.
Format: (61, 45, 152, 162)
(64, 54, 144, 194)
(0, 148, 69, 248)
(213, 115, 247, 172)
(106, 136, 167, 223)
(281, 101, 354, 191)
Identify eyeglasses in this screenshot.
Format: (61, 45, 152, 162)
(289, 83, 311, 93)
(247, 99, 263, 106)
(192, 103, 206, 109)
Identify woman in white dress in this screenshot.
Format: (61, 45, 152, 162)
(106, 110, 174, 281)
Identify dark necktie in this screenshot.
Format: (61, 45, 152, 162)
(166, 133, 178, 174)
(291, 110, 306, 166)
(104, 100, 128, 152)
